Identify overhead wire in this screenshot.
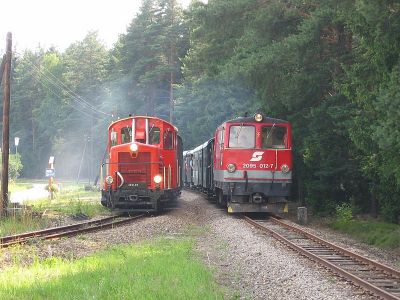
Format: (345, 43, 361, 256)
(27, 63, 103, 119)
(30, 60, 113, 117)
(38, 78, 99, 119)
(15, 53, 113, 119)
(26, 60, 110, 118)
(23, 62, 103, 119)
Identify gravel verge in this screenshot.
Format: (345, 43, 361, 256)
(1, 190, 395, 299)
(186, 191, 377, 299)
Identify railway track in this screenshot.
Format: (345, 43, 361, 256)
(0, 214, 146, 248)
(244, 215, 400, 300)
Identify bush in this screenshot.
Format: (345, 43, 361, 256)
(45, 184, 59, 193)
(8, 154, 23, 181)
(336, 203, 353, 222)
(381, 198, 400, 224)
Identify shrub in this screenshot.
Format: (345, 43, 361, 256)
(381, 198, 400, 224)
(336, 203, 353, 222)
(8, 154, 23, 181)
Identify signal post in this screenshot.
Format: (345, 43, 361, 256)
(46, 156, 56, 200)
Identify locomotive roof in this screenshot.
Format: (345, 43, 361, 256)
(184, 138, 213, 154)
(108, 116, 178, 132)
(224, 115, 288, 124)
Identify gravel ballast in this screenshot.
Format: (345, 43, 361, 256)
(1, 190, 393, 299)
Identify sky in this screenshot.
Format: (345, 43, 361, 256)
(0, 0, 195, 53)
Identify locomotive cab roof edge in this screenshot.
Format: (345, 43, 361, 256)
(108, 115, 179, 132)
(224, 115, 289, 125)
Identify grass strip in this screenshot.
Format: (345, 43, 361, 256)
(1, 184, 107, 236)
(26, 184, 107, 217)
(0, 238, 223, 300)
(330, 219, 400, 249)
(0, 216, 49, 236)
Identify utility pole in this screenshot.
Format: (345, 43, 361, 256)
(89, 117, 94, 185)
(77, 136, 88, 184)
(169, 61, 174, 124)
(1, 33, 12, 216)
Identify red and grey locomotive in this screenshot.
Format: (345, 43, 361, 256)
(101, 116, 183, 212)
(184, 113, 292, 213)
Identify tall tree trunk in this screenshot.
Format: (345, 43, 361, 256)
(169, 0, 176, 124)
(149, 86, 156, 115)
(370, 183, 378, 218)
(31, 107, 35, 152)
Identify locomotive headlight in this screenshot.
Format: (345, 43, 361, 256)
(130, 143, 138, 152)
(105, 176, 114, 185)
(227, 163, 236, 173)
(281, 164, 290, 173)
(153, 175, 162, 184)
(254, 113, 263, 122)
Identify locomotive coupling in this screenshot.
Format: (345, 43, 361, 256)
(252, 193, 263, 204)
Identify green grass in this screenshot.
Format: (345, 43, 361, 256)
(25, 183, 107, 217)
(1, 183, 107, 236)
(0, 213, 49, 236)
(9, 181, 33, 193)
(329, 219, 400, 249)
(0, 238, 224, 300)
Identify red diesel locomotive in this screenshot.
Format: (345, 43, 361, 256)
(101, 116, 183, 212)
(184, 113, 292, 213)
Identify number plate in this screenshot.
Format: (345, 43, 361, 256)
(121, 183, 147, 190)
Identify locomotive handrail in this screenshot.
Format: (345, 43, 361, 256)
(116, 171, 124, 188)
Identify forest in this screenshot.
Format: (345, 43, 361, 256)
(1, 0, 400, 222)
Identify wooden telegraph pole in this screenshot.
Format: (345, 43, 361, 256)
(1, 33, 12, 216)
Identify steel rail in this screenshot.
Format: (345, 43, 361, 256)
(244, 216, 400, 300)
(269, 217, 400, 278)
(1, 214, 145, 248)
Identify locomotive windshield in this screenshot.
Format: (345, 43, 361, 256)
(149, 126, 160, 144)
(121, 127, 132, 144)
(262, 125, 287, 149)
(229, 125, 255, 148)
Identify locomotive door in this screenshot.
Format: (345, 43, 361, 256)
(163, 128, 176, 189)
(215, 128, 225, 168)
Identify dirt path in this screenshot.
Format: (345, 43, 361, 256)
(10, 184, 49, 204)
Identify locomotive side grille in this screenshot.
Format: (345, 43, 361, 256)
(118, 152, 151, 186)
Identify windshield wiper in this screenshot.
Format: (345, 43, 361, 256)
(235, 123, 244, 141)
(149, 123, 155, 134)
(265, 123, 276, 142)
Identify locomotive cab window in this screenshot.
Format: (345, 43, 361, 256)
(262, 126, 287, 149)
(218, 128, 225, 149)
(229, 125, 255, 148)
(164, 130, 173, 149)
(121, 127, 132, 144)
(149, 126, 160, 144)
(110, 129, 118, 146)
